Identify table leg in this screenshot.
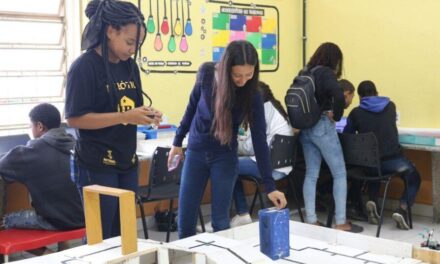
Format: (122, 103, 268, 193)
(432, 152, 440, 223)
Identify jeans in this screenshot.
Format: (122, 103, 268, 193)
(233, 157, 286, 214)
(300, 115, 347, 225)
(72, 163, 138, 239)
(367, 155, 421, 207)
(3, 209, 57, 230)
(178, 149, 238, 238)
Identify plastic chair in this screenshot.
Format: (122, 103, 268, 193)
(239, 134, 304, 222)
(0, 228, 85, 262)
(326, 132, 412, 237)
(136, 147, 205, 242)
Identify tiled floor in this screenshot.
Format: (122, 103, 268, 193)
(7, 202, 440, 262)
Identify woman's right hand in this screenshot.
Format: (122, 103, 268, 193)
(168, 146, 184, 168)
(121, 106, 162, 125)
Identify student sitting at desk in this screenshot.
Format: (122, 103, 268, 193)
(0, 103, 84, 252)
(344, 80, 421, 230)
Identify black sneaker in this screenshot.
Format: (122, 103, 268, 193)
(392, 207, 410, 230)
(366, 201, 380, 225)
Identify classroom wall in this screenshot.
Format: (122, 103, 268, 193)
(306, 0, 440, 128)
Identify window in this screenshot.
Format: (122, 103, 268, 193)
(0, 0, 81, 135)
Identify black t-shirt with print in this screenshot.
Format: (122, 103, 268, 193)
(65, 49, 143, 173)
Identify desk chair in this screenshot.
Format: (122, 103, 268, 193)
(239, 134, 304, 222)
(137, 147, 205, 242)
(0, 228, 86, 262)
(327, 132, 412, 237)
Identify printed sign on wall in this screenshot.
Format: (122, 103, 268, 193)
(138, 0, 279, 74)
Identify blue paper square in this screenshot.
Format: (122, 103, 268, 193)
(262, 34, 277, 49)
(230, 14, 246, 31)
(213, 47, 225, 62)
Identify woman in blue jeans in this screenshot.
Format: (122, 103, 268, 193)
(300, 42, 363, 232)
(169, 41, 287, 238)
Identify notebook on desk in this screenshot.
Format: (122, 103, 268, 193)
(0, 134, 30, 155)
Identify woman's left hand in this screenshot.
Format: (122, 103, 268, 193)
(267, 190, 287, 209)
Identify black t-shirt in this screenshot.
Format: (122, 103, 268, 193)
(65, 49, 143, 172)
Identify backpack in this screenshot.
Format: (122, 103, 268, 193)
(285, 66, 322, 129)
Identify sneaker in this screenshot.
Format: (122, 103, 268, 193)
(196, 222, 213, 233)
(366, 201, 380, 225)
(230, 214, 252, 228)
(392, 208, 410, 230)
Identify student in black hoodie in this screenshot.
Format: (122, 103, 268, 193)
(0, 103, 84, 231)
(344, 81, 421, 230)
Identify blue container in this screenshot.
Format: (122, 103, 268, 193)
(259, 208, 290, 260)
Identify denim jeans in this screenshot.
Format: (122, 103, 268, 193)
(72, 162, 138, 239)
(300, 115, 347, 225)
(367, 155, 421, 207)
(178, 149, 238, 238)
(3, 209, 57, 230)
(233, 157, 286, 214)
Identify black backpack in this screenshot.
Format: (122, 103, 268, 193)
(285, 66, 322, 129)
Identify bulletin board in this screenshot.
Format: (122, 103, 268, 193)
(137, 0, 280, 74)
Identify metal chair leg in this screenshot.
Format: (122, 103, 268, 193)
(403, 177, 413, 229)
(249, 183, 259, 215)
(257, 186, 265, 211)
(326, 201, 335, 227)
(198, 207, 206, 232)
(377, 179, 391, 237)
(166, 199, 174, 242)
(137, 195, 149, 239)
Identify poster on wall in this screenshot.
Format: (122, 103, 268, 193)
(138, 0, 279, 74)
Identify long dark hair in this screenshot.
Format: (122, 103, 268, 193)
(258, 81, 289, 121)
(82, 0, 146, 106)
(212, 40, 260, 145)
(307, 42, 343, 78)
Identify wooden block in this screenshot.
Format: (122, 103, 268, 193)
(412, 247, 440, 263)
(83, 187, 102, 245)
(83, 185, 137, 255)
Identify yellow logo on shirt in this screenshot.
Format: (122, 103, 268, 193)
(103, 150, 116, 166)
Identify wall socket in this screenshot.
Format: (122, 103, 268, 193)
(396, 111, 400, 125)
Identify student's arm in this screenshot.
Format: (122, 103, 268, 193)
(66, 107, 160, 130)
(250, 93, 287, 209)
(343, 109, 357, 134)
(322, 69, 345, 121)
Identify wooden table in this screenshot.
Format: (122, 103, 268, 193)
(402, 144, 440, 222)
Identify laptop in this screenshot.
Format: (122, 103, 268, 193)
(336, 117, 347, 133)
(0, 134, 31, 155)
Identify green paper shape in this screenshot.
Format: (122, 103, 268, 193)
(246, 33, 262, 49)
(262, 49, 277, 65)
(213, 13, 229, 30)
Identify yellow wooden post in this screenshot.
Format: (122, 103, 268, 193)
(83, 185, 137, 255)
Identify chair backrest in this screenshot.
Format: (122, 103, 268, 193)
(269, 134, 298, 169)
(338, 132, 382, 173)
(148, 147, 183, 189)
(0, 134, 30, 155)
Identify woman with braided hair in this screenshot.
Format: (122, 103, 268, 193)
(65, 0, 162, 239)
